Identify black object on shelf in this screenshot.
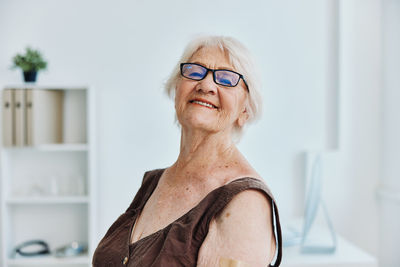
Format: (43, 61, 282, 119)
(14, 240, 50, 257)
(23, 71, 37, 82)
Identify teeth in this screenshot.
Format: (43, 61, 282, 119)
(192, 100, 215, 109)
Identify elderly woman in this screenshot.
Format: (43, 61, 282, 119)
(93, 35, 282, 267)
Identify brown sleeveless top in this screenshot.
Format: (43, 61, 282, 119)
(93, 168, 282, 267)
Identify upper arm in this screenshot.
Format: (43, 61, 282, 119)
(197, 189, 276, 267)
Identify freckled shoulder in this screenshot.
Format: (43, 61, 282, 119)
(215, 189, 274, 237)
(197, 188, 276, 267)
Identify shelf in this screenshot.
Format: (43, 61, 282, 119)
(3, 144, 88, 151)
(4, 84, 89, 91)
(6, 196, 89, 205)
(7, 254, 90, 266)
(1, 85, 95, 267)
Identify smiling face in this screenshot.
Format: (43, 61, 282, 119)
(174, 46, 249, 136)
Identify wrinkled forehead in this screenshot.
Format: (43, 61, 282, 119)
(189, 46, 234, 70)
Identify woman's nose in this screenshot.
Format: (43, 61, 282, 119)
(196, 72, 217, 94)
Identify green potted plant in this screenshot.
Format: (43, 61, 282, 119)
(12, 47, 47, 83)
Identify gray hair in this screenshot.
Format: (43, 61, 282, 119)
(164, 35, 262, 141)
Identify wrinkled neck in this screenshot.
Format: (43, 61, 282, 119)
(168, 127, 237, 184)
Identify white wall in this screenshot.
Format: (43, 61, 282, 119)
(379, 0, 400, 266)
(0, 0, 382, 261)
(322, 0, 382, 257)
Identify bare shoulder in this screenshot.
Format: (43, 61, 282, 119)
(197, 187, 276, 267)
(216, 188, 275, 249)
(218, 187, 272, 223)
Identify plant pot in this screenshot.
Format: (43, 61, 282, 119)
(23, 71, 37, 82)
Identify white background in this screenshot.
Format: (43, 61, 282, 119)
(1, 0, 397, 265)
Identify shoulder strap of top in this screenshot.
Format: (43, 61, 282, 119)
(270, 196, 282, 266)
(125, 168, 164, 212)
(200, 177, 282, 267)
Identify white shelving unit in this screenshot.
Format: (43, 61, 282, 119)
(0, 85, 96, 267)
(7, 254, 90, 266)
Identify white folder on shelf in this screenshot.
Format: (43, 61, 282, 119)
(2, 89, 14, 147)
(26, 89, 64, 146)
(14, 89, 26, 147)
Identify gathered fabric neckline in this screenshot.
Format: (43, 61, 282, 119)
(128, 168, 262, 247)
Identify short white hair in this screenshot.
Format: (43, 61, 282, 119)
(164, 35, 262, 141)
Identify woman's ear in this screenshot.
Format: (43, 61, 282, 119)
(237, 108, 249, 127)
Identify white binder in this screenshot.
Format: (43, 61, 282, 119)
(14, 89, 26, 147)
(2, 89, 14, 147)
(26, 89, 64, 145)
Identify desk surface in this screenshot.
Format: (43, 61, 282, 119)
(281, 235, 378, 267)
